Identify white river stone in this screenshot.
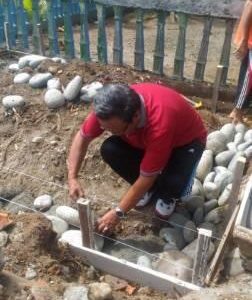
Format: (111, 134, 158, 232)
(14, 72, 31, 84)
(2, 95, 25, 109)
(47, 78, 61, 90)
(8, 63, 19, 72)
(34, 194, 53, 211)
(44, 89, 65, 109)
(56, 206, 80, 227)
(29, 72, 53, 88)
(63, 75, 82, 101)
(46, 215, 68, 238)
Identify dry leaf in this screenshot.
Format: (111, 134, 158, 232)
(125, 284, 137, 295)
(0, 212, 13, 230)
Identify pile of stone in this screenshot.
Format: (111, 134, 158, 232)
(2, 54, 103, 113)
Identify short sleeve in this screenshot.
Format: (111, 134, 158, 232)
(80, 112, 104, 139)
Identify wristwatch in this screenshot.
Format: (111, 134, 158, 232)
(115, 207, 126, 219)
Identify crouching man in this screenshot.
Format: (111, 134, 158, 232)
(67, 83, 207, 234)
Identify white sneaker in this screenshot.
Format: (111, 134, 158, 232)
(135, 191, 153, 208)
(155, 198, 176, 219)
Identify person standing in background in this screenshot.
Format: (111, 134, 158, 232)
(229, 0, 252, 124)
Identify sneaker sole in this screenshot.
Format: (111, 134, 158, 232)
(154, 208, 172, 220)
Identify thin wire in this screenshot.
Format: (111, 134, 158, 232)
(94, 232, 194, 271)
(0, 195, 194, 272)
(1, 166, 222, 241)
(1, 166, 68, 190)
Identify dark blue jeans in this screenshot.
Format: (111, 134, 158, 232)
(100, 136, 205, 204)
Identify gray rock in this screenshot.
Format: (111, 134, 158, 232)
(203, 182, 220, 200)
(63, 75, 82, 101)
(0, 231, 8, 247)
(159, 227, 186, 250)
(224, 248, 244, 276)
(204, 206, 226, 224)
(47, 78, 61, 90)
(163, 243, 179, 251)
(206, 131, 227, 155)
(182, 238, 215, 262)
(34, 194, 53, 211)
(169, 212, 189, 227)
(46, 215, 69, 238)
(88, 282, 112, 300)
(183, 220, 197, 243)
(0, 249, 5, 271)
(215, 150, 235, 167)
(196, 150, 213, 182)
(5, 192, 33, 213)
(227, 142, 237, 152)
(18, 54, 45, 68)
(220, 123, 235, 143)
(80, 93, 93, 104)
(198, 222, 217, 236)
(137, 255, 152, 269)
(8, 63, 19, 72)
(2, 95, 25, 109)
(25, 267, 37, 280)
(29, 57, 46, 68)
(80, 81, 103, 102)
(244, 129, 252, 142)
(56, 206, 80, 227)
(228, 152, 245, 173)
(29, 72, 53, 88)
(204, 199, 218, 214)
(244, 145, 252, 160)
(235, 122, 247, 134)
(175, 206, 191, 220)
(218, 184, 232, 206)
(63, 286, 88, 300)
(51, 57, 62, 63)
(191, 178, 204, 197)
(184, 196, 204, 213)
(44, 89, 65, 109)
(0, 186, 23, 201)
(234, 132, 244, 146)
(13, 72, 31, 84)
(193, 207, 204, 226)
(153, 250, 193, 282)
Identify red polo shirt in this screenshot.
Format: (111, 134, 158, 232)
(81, 83, 207, 176)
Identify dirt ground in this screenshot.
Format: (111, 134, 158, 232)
(0, 14, 251, 300)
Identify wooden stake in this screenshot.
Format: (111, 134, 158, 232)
(204, 157, 246, 285)
(37, 23, 45, 56)
(192, 228, 212, 286)
(211, 65, 224, 113)
(77, 198, 94, 249)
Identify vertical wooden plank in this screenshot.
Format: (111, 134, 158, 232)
(219, 19, 235, 85)
(16, 0, 29, 50)
(4, 21, 10, 50)
(8, 0, 16, 47)
(96, 3, 107, 64)
(173, 13, 188, 79)
(80, 0, 91, 61)
(46, 0, 60, 56)
(113, 6, 123, 65)
(0, 1, 5, 47)
(153, 10, 167, 75)
(77, 198, 95, 249)
(31, 0, 40, 52)
(62, 0, 75, 58)
(211, 65, 224, 113)
(192, 229, 212, 286)
(134, 8, 144, 71)
(194, 16, 213, 81)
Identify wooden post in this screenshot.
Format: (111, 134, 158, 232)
(173, 13, 188, 79)
(204, 157, 246, 285)
(46, 0, 60, 56)
(37, 23, 45, 56)
(96, 3, 107, 64)
(31, 0, 40, 52)
(194, 16, 213, 81)
(77, 198, 94, 249)
(80, 0, 91, 62)
(211, 65, 224, 113)
(16, 0, 29, 50)
(192, 228, 212, 286)
(153, 10, 167, 75)
(62, 0, 75, 58)
(113, 6, 123, 65)
(134, 8, 144, 71)
(4, 22, 10, 50)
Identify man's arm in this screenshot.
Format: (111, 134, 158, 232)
(235, 0, 252, 59)
(67, 130, 92, 200)
(97, 174, 157, 233)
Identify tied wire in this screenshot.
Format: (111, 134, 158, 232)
(1, 166, 222, 241)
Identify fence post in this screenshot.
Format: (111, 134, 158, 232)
(153, 10, 167, 75)
(80, 0, 91, 61)
(96, 3, 107, 64)
(219, 19, 235, 85)
(0, 1, 5, 47)
(173, 13, 188, 79)
(62, 0, 75, 58)
(192, 228, 212, 286)
(211, 65, 224, 113)
(134, 8, 144, 71)
(194, 16, 213, 81)
(77, 198, 95, 249)
(31, 0, 40, 52)
(46, 0, 60, 56)
(113, 5, 123, 65)
(16, 0, 29, 50)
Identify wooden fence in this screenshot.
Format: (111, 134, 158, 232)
(0, 0, 241, 86)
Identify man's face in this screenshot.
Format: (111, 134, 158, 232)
(98, 117, 131, 135)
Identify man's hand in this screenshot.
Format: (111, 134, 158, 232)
(96, 209, 119, 234)
(68, 178, 84, 201)
(234, 40, 248, 60)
